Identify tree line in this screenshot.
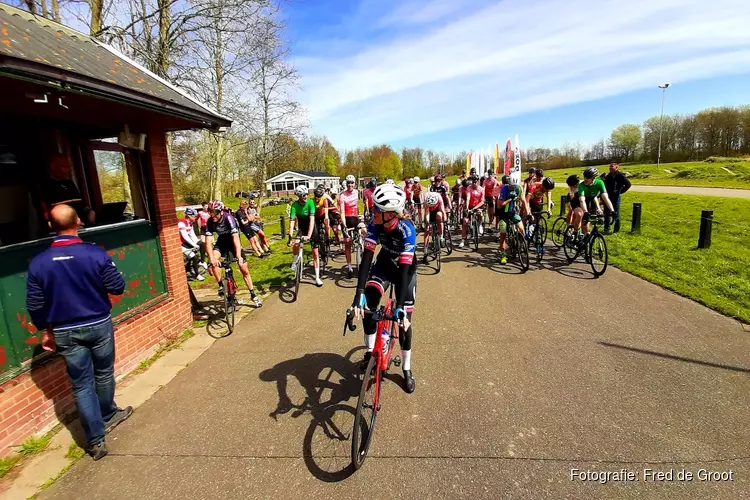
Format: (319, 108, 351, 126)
(526, 105, 750, 170)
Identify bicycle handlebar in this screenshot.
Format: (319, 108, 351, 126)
(343, 306, 400, 336)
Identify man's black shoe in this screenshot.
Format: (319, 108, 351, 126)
(347, 268, 353, 280)
(87, 441, 108, 461)
(105, 406, 133, 433)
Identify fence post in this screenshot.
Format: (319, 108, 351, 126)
(698, 210, 713, 249)
(631, 203, 642, 234)
(559, 195, 566, 216)
(280, 215, 286, 238)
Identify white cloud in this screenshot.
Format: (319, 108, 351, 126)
(295, 0, 750, 149)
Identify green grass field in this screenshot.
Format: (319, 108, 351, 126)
(545, 159, 750, 189)
(600, 191, 750, 324)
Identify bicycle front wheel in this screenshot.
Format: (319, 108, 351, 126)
(563, 229, 580, 263)
(472, 219, 479, 252)
(222, 279, 235, 334)
(551, 217, 567, 248)
(517, 233, 529, 272)
(352, 354, 380, 470)
(589, 233, 608, 277)
(443, 225, 453, 256)
(434, 236, 441, 273)
(538, 216, 548, 245)
(532, 226, 544, 263)
(293, 258, 302, 302)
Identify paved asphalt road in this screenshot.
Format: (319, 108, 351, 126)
(41, 240, 750, 499)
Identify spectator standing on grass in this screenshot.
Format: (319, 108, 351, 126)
(235, 200, 267, 259)
(197, 202, 210, 263)
(604, 162, 631, 233)
(25, 204, 132, 461)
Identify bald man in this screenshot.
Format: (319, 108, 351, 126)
(26, 205, 131, 460)
(41, 154, 96, 225)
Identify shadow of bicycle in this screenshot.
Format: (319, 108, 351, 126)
(259, 346, 366, 482)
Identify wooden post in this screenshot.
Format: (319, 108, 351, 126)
(698, 210, 713, 249)
(280, 215, 286, 238)
(631, 203, 642, 234)
(559, 195, 566, 216)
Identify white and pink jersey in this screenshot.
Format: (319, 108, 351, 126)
(466, 185, 484, 209)
(339, 189, 359, 217)
(426, 196, 445, 213)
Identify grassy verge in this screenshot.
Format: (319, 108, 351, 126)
(601, 192, 750, 323)
(131, 328, 196, 375)
(546, 160, 750, 189)
(0, 429, 56, 479)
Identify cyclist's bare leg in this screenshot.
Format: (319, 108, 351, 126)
(312, 247, 321, 282)
(437, 212, 444, 239)
(257, 230, 270, 252)
(249, 236, 263, 257)
(238, 259, 262, 304)
(209, 250, 223, 282)
(572, 208, 584, 232)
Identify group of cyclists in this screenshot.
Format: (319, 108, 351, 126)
(176, 163, 618, 396)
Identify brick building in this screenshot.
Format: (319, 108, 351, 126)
(0, 4, 230, 455)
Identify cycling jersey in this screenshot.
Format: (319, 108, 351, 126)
(314, 195, 333, 218)
(178, 218, 199, 248)
(499, 185, 522, 214)
(404, 183, 413, 200)
(578, 178, 606, 200)
(363, 188, 374, 210)
(364, 219, 417, 269)
(205, 213, 239, 239)
(527, 182, 546, 203)
(483, 177, 498, 197)
(339, 189, 359, 217)
(451, 184, 461, 202)
(426, 196, 445, 213)
(465, 185, 484, 209)
(430, 180, 451, 206)
(290, 198, 316, 232)
(198, 211, 210, 228)
(412, 184, 423, 202)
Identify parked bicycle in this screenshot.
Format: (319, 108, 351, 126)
(563, 213, 608, 277)
(344, 290, 401, 470)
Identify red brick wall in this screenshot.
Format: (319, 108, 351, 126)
(0, 131, 191, 456)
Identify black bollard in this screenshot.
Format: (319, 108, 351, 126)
(631, 203, 642, 234)
(698, 210, 713, 249)
(280, 215, 286, 238)
(560, 195, 566, 216)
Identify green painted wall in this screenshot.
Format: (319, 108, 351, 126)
(0, 220, 167, 379)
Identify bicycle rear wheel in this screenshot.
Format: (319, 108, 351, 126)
(551, 217, 567, 248)
(516, 233, 529, 272)
(351, 354, 380, 470)
(589, 233, 608, 277)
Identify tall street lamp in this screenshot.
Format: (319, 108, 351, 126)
(656, 83, 670, 168)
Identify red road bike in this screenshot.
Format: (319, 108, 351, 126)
(343, 292, 401, 470)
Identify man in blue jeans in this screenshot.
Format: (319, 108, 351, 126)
(26, 204, 132, 460)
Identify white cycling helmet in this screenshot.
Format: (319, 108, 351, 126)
(413, 176, 420, 183)
(424, 192, 440, 208)
(455, 178, 461, 186)
(429, 176, 434, 183)
(385, 178, 395, 185)
(346, 174, 356, 183)
(294, 184, 308, 197)
(330, 185, 339, 195)
(372, 184, 406, 213)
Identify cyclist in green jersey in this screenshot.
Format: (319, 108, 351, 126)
(288, 185, 323, 287)
(497, 175, 525, 264)
(574, 167, 615, 246)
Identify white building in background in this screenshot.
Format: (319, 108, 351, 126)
(264, 170, 341, 196)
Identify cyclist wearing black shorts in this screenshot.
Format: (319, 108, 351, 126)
(289, 185, 323, 287)
(351, 184, 417, 393)
(205, 201, 262, 307)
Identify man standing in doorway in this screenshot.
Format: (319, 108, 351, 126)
(26, 204, 132, 460)
(604, 162, 631, 233)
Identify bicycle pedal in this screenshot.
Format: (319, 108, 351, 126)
(392, 356, 401, 367)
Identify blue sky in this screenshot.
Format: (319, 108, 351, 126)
(284, 0, 750, 153)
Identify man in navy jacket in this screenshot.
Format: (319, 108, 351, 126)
(26, 204, 132, 460)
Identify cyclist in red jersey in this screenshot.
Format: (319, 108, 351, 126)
(422, 192, 446, 263)
(339, 174, 362, 279)
(483, 170, 499, 231)
(459, 176, 485, 249)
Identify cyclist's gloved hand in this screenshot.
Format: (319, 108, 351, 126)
(394, 307, 405, 320)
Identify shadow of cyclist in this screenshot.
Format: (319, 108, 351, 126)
(259, 347, 364, 482)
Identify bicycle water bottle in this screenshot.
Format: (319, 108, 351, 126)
(381, 329, 390, 355)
